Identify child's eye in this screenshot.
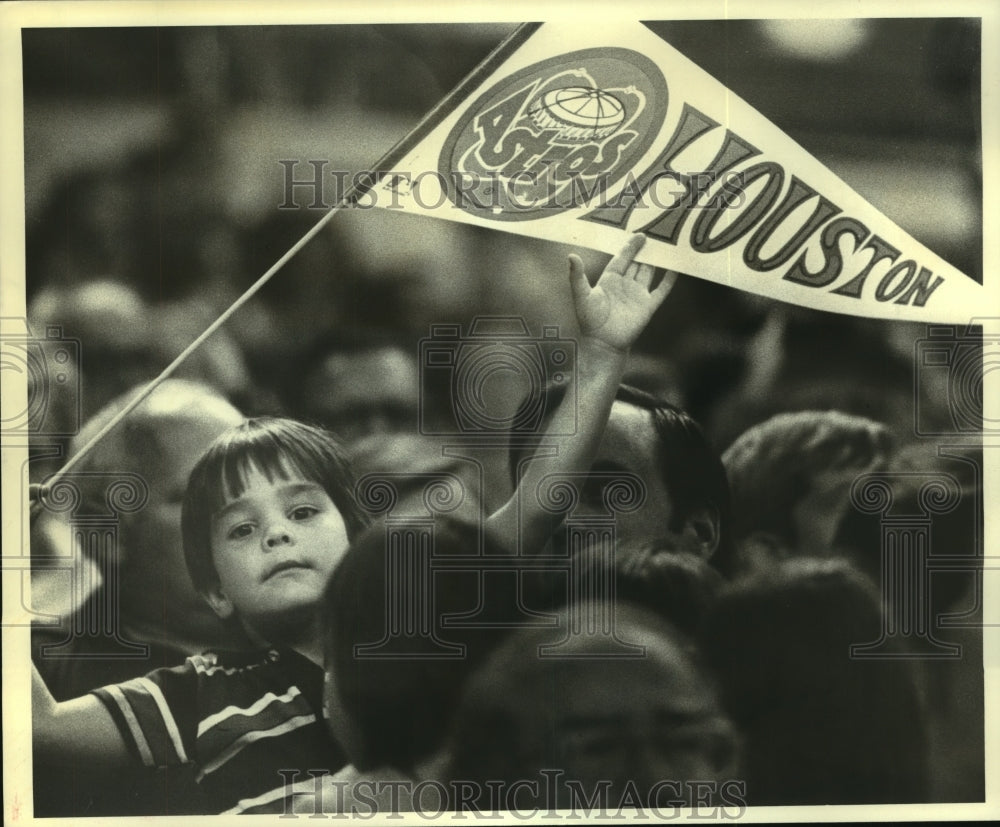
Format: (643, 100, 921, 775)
(227, 523, 254, 540)
(289, 505, 319, 521)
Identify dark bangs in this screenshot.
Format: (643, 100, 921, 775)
(182, 417, 369, 594)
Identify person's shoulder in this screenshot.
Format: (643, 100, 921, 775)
(187, 647, 278, 675)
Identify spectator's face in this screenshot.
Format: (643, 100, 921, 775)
(302, 347, 418, 445)
(512, 627, 738, 806)
(574, 401, 675, 553)
(567, 646, 734, 796)
(206, 464, 349, 633)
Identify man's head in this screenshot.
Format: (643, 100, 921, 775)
(722, 410, 891, 573)
(322, 518, 521, 774)
(699, 557, 928, 804)
(445, 602, 740, 809)
(547, 544, 725, 638)
(28, 279, 157, 419)
(298, 345, 419, 445)
(289, 329, 419, 446)
(512, 384, 733, 574)
(833, 441, 977, 618)
(64, 380, 244, 642)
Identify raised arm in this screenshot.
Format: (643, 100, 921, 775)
(32, 660, 134, 770)
(487, 234, 676, 551)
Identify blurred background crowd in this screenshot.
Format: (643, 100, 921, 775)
(19, 17, 986, 815)
(21, 19, 982, 450)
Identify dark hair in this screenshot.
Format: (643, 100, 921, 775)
(444, 601, 733, 809)
(699, 557, 929, 805)
(510, 383, 734, 575)
(586, 545, 724, 638)
(722, 410, 891, 551)
(181, 417, 369, 595)
(323, 517, 521, 772)
(833, 441, 976, 619)
(528, 540, 724, 641)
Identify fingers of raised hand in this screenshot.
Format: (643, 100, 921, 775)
(568, 253, 591, 303)
(631, 262, 656, 290)
(605, 233, 646, 276)
(651, 269, 679, 302)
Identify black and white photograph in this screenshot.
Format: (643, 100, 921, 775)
(1, 1, 997, 823)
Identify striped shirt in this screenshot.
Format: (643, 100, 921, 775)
(92, 647, 346, 814)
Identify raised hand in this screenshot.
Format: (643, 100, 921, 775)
(568, 233, 677, 353)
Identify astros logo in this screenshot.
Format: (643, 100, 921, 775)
(440, 48, 668, 221)
(527, 87, 628, 142)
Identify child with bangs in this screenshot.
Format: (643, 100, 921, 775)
(33, 418, 367, 815)
(32, 234, 675, 814)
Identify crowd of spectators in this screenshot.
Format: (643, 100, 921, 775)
(21, 20, 985, 817)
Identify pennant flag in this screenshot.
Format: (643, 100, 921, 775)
(362, 22, 984, 324)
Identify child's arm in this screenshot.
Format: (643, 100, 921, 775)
(487, 233, 676, 552)
(32, 660, 134, 769)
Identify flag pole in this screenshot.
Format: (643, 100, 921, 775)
(32, 22, 542, 504)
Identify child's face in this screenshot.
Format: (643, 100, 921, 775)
(205, 464, 349, 631)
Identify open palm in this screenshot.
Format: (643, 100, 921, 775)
(569, 234, 677, 353)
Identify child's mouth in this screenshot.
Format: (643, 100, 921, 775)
(263, 560, 310, 580)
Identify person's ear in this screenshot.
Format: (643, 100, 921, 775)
(680, 505, 720, 560)
(203, 585, 235, 620)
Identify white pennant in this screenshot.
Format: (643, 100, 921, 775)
(367, 21, 985, 324)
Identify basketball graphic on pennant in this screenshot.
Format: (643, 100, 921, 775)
(439, 48, 668, 220)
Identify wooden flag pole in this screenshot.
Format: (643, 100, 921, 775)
(31, 22, 541, 505)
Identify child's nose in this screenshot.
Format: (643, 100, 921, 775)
(264, 525, 292, 549)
